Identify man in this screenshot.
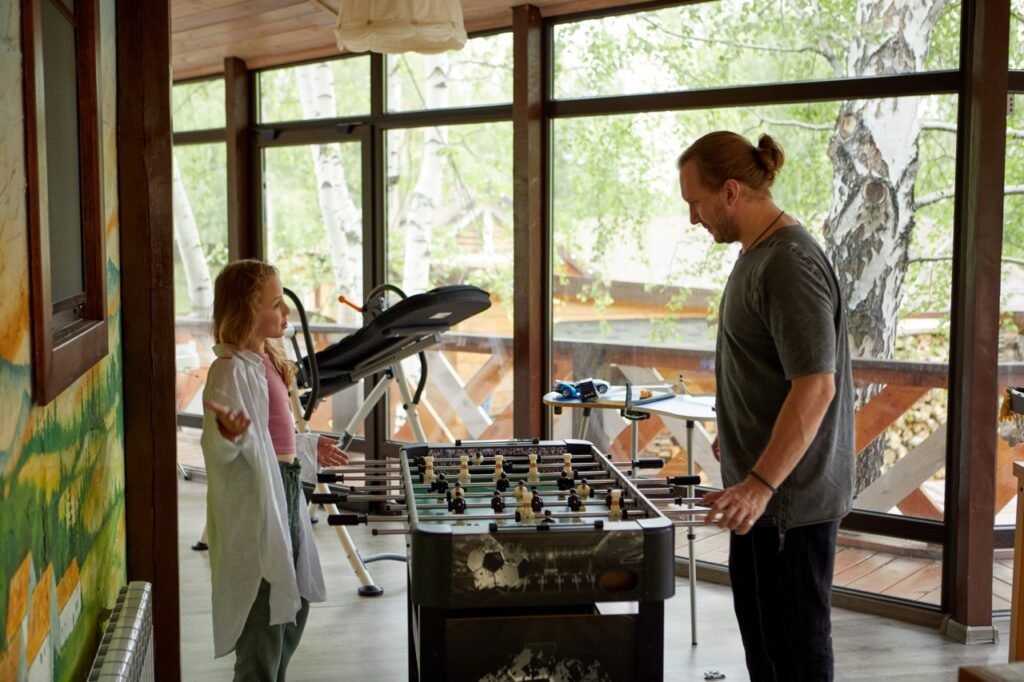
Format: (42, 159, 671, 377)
(678, 131, 854, 681)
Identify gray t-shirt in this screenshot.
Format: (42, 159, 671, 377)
(715, 224, 854, 530)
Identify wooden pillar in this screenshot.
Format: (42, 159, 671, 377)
(941, 0, 1010, 643)
(512, 4, 548, 439)
(116, 0, 180, 677)
(225, 56, 257, 259)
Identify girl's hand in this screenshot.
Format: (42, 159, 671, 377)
(204, 399, 251, 440)
(317, 435, 349, 468)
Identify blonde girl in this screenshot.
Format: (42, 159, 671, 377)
(201, 259, 347, 680)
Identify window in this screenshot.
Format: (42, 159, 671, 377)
(22, 0, 107, 404)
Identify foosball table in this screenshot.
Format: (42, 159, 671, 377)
(317, 439, 704, 681)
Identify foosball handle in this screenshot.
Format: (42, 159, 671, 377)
(634, 458, 665, 469)
(667, 475, 702, 486)
(311, 493, 347, 504)
(327, 514, 367, 526)
(318, 472, 345, 483)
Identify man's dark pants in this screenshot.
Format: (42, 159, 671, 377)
(728, 520, 840, 682)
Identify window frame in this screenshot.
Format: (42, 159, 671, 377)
(21, 0, 108, 405)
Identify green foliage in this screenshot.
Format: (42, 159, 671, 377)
(387, 33, 513, 111)
(172, 79, 225, 132)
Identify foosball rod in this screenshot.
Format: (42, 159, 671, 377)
(390, 499, 641, 511)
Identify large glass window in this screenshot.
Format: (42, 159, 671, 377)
(386, 122, 514, 441)
(1012, 3, 1024, 69)
(553, 1, 961, 99)
(259, 57, 371, 123)
(551, 95, 957, 603)
(172, 79, 228, 473)
(386, 33, 513, 111)
(263, 140, 365, 434)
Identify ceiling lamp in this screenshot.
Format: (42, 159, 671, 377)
(334, 0, 467, 54)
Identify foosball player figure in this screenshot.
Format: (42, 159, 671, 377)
(567, 488, 583, 513)
(514, 479, 529, 504)
(473, 451, 484, 466)
(557, 471, 575, 491)
(577, 478, 592, 501)
(492, 454, 505, 481)
(449, 484, 467, 514)
(496, 472, 510, 492)
(530, 488, 544, 514)
(541, 509, 555, 525)
(430, 471, 449, 496)
(458, 455, 471, 485)
(527, 453, 541, 484)
(519, 497, 534, 523)
(490, 490, 506, 513)
(607, 489, 623, 521)
(422, 455, 435, 485)
(562, 452, 574, 477)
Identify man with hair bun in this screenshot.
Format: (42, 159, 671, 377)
(678, 131, 854, 681)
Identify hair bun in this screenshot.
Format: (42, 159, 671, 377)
(755, 134, 785, 176)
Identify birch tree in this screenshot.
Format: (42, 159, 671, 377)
(296, 62, 363, 305)
(823, 0, 951, 490)
(399, 54, 450, 295)
(172, 153, 214, 318)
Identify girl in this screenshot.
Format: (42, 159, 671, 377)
(201, 259, 348, 680)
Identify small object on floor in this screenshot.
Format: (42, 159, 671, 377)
(191, 541, 208, 551)
(704, 671, 725, 680)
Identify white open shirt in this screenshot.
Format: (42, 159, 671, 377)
(201, 344, 326, 658)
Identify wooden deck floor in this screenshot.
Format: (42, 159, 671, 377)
(176, 476, 1010, 681)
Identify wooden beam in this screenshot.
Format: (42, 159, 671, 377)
(116, 0, 180, 677)
(855, 424, 946, 515)
(225, 56, 256, 259)
(942, 0, 1010, 635)
(512, 4, 547, 438)
(854, 386, 931, 456)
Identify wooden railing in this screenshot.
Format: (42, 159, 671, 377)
(174, 318, 1024, 522)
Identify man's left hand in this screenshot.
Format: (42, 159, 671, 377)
(316, 435, 349, 467)
(699, 479, 772, 534)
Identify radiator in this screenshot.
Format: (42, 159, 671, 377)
(87, 581, 155, 682)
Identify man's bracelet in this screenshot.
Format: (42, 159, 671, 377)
(748, 470, 777, 495)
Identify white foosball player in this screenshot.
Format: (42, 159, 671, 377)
(562, 453, 573, 476)
(527, 453, 540, 484)
(608, 489, 623, 521)
(422, 455, 435, 485)
(458, 454, 471, 485)
(492, 454, 505, 482)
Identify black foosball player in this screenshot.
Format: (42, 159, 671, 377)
(556, 471, 575, 491)
(567, 489, 583, 513)
(450, 490, 467, 515)
(430, 472, 449, 496)
(490, 490, 506, 513)
(540, 509, 555, 525)
(530, 488, 544, 513)
(496, 472, 510, 492)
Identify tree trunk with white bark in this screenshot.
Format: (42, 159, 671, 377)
(296, 62, 363, 312)
(171, 153, 214, 319)
(825, 0, 949, 492)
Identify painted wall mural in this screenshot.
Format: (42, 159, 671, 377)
(0, 0, 127, 680)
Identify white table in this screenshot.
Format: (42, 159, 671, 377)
(544, 386, 717, 645)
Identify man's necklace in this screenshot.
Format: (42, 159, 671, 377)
(739, 208, 786, 256)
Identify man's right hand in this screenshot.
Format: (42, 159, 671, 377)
(204, 399, 251, 440)
(711, 436, 720, 462)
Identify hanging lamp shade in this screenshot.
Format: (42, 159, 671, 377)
(335, 0, 467, 54)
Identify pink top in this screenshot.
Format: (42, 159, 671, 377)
(261, 353, 296, 455)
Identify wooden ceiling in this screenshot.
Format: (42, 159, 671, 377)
(172, 0, 651, 80)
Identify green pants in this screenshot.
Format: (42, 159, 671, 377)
(233, 460, 309, 682)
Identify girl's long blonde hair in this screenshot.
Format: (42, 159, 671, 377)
(212, 259, 296, 386)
